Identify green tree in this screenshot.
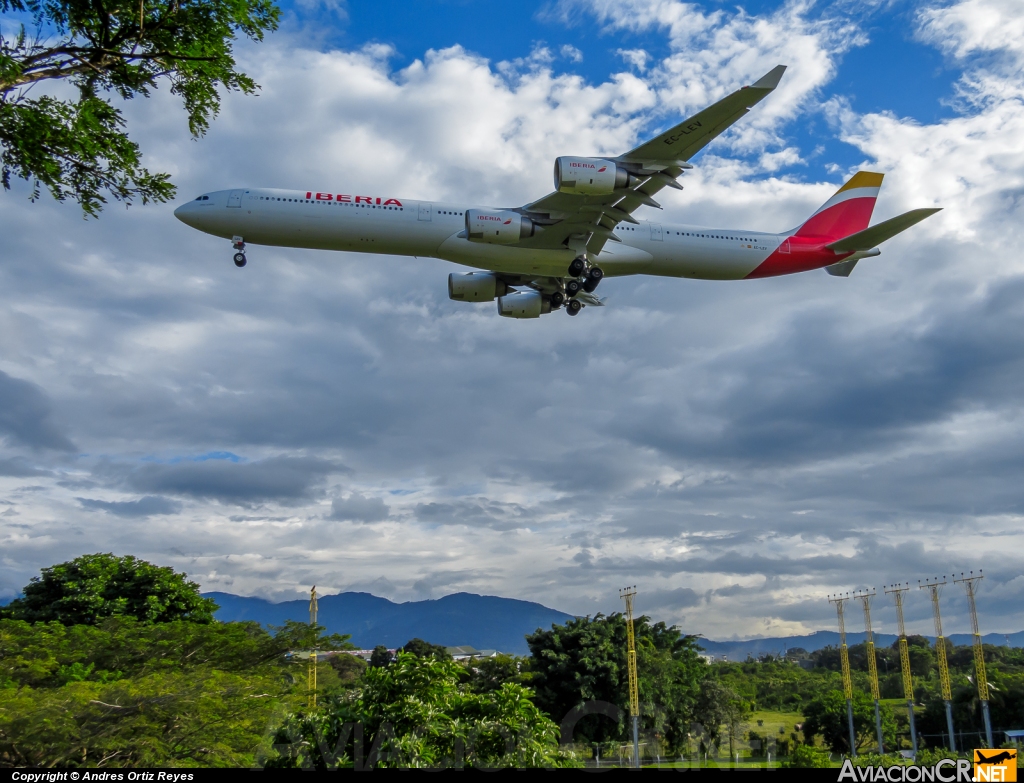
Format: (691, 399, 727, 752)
(399, 638, 450, 660)
(268, 652, 580, 769)
(526, 613, 705, 746)
(269, 620, 353, 653)
(0, 553, 218, 625)
(803, 690, 898, 754)
(327, 653, 366, 685)
(692, 677, 734, 755)
(368, 645, 393, 668)
(0, 617, 303, 766)
(467, 654, 532, 694)
(0, 0, 279, 215)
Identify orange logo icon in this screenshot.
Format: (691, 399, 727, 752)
(975, 749, 1017, 782)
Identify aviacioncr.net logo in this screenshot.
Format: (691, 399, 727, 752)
(838, 758, 973, 782)
(975, 749, 1017, 782)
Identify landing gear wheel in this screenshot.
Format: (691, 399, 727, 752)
(565, 280, 582, 297)
(233, 253, 247, 267)
(568, 257, 587, 277)
(550, 291, 565, 308)
(583, 266, 604, 293)
(566, 299, 582, 316)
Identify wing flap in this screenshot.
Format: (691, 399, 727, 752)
(825, 208, 941, 252)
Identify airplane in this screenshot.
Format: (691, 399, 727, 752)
(976, 751, 1015, 765)
(173, 65, 940, 319)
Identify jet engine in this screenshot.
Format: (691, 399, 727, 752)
(448, 272, 509, 302)
(465, 210, 537, 244)
(553, 157, 639, 195)
(497, 290, 550, 319)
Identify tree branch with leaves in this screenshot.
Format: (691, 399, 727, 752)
(0, 0, 279, 215)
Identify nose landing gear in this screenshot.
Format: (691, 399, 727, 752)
(232, 237, 247, 268)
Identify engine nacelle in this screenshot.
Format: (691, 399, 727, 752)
(553, 157, 637, 195)
(448, 272, 509, 302)
(497, 290, 551, 319)
(465, 209, 537, 244)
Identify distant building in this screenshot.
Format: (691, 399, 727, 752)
(446, 646, 504, 661)
(343, 649, 396, 661)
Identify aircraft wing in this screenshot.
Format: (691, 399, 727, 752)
(517, 65, 787, 256)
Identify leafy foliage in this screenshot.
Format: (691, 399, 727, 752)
(0, 553, 218, 625)
(269, 620, 353, 653)
(398, 638, 451, 660)
(267, 652, 580, 769)
(0, 617, 306, 766)
(526, 613, 706, 747)
(803, 690, 898, 754)
(466, 654, 532, 694)
(785, 744, 833, 768)
(0, 0, 279, 214)
(368, 645, 393, 668)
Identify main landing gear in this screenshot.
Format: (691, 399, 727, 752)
(566, 256, 603, 293)
(560, 255, 603, 315)
(232, 236, 247, 267)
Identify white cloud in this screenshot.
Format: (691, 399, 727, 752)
(560, 44, 584, 63)
(617, 48, 649, 71)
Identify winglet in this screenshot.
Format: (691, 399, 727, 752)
(751, 65, 787, 90)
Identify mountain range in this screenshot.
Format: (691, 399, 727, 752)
(206, 591, 1024, 658)
(205, 591, 574, 655)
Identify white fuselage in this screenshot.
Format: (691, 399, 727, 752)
(173, 187, 783, 280)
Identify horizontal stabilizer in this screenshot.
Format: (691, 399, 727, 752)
(825, 259, 859, 277)
(575, 291, 605, 307)
(826, 208, 941, 252)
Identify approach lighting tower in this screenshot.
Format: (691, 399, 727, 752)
(308, 585, 319, 708)
(620, 586, 640, 768)
(920, 577, 956, 751)
(954, 571, 993, 748)
(884, 583, 918, 754)
(828, 593, 858, 757)
(854, 589, 884, 754)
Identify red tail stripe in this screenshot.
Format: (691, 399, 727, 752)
(795, 197, 876, 240)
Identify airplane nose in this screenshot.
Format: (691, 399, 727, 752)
(174, 202, 197, 226)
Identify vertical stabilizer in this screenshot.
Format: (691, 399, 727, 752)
(795, 172, 883, 240)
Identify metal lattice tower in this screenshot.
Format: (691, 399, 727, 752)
(828, 593, 858, 757)
(954, 571, 992, 747)
(853, 590, 884, 754)
(884, 583, 918, 754)
(308, 585, 319, 708)
(620, 586, 640, 768)
(920, 577, 956, 751)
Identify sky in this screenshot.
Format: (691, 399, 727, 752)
(2, 0, 1024, 641)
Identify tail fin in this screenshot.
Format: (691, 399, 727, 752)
(795, 172, 884, 240)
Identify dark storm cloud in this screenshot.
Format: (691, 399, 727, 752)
(611, 278, 1024, 471)
(414, 499, 531, 531)
(78, 495, 183, 517)
(330, 493, 390, 522)
(576, 540, 953, 584)
(642, 587, 706, 610)
(0, 457, 52, 477)
(0, 371, 75, 451)
(125, 455, 342, 503)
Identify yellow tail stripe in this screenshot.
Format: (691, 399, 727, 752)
(838, 171, 884, 193)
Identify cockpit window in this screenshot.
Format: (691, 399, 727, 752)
(194, 195, 210, 201)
